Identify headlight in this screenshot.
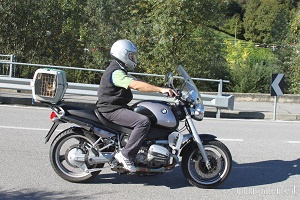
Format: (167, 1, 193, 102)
(191, 101, 205, 121)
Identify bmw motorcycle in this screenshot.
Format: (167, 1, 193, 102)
(44, 65, 232, 188)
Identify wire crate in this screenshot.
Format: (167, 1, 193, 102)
(31, 68, 68, 104)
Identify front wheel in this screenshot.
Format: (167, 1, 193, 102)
(181, 140, 232, 188)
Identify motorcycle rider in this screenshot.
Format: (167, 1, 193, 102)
(97, 39, 176, 172)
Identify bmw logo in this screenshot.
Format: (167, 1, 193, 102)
(161, 108, 168, 114)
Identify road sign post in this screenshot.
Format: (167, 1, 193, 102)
(271, 74, 284, 121)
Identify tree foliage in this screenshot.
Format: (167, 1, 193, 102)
(217, 0, 244, 39)
(83, 0, 228, 89)
(226, 41, 281, 93)
(284, 7, 300, 94)
(1, 0, 300, 94)
(243, 0, 290, 44)
(0, 0, 87, 79)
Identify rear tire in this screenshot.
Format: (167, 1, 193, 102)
(181, 140, 232, 188)
(50, 128, 104, 183)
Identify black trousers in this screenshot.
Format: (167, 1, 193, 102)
(101, 108, 150, 161)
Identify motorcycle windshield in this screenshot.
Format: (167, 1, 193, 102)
(177, 65, 202, 102)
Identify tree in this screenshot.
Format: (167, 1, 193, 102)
(283, 7, 300, 94)
(43, 0, 87, 66)
(226, 40, 281, 93)
(243, 0, 289, 44)
(0, 0, 87, 79)
(119, 0, 229, 90)
(83, 0, 130, 69)
(217, 0, 245, 39)
(5, 0, 297, 94)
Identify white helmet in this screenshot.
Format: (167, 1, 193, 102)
(110, 39, 138, 70)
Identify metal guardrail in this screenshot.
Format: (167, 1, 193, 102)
(0, 61, 234, 118)
(0, 54, 14, 77)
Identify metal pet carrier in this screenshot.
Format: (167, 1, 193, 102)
(31, 68, 68, 104)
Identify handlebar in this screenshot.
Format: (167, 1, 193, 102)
(163, 93, 170, 98)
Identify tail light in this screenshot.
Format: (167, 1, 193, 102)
(50, 111, 58, 122)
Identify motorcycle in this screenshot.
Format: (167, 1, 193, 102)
(40, 65, 232, 188)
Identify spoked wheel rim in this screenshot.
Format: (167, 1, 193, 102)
(54, 135, 97, 178)
(187, 145, 229, 185)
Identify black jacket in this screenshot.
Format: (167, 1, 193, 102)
(96, 60, 133, 113)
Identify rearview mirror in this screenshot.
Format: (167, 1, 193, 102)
(165, 72, 174, 88)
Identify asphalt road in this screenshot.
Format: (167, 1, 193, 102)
(0, 105, 299, 200)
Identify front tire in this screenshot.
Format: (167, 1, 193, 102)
(181, 140, 232, 188)
(50, 128, 104, 183)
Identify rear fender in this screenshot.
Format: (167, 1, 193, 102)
(179, 134, 217, 157)
(45, 122, 60, 144)
(49, 126, 87, 145)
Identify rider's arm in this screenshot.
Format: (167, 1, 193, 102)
(129, 80, 175, 97)
(112, 70, 175, 96)
(129, 80, 164, 93)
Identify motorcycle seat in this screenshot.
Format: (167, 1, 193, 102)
(61, 105, 100, 123)
(94, 109, 133, 135)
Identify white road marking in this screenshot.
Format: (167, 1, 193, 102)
(0, 125, 62, 132)
(2, 126, 299, 145)
(0, 125, 49, 131)
(0, 104, 48, 110)
(216, 138, 244, 142)
(287, 141, 300, 144)
(0, 126, 245, 142)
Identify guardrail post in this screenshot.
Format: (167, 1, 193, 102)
(216, 79, 223, 118)
(9, 55, 14, 78)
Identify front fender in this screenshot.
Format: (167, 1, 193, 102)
(179, 134, 217, 157)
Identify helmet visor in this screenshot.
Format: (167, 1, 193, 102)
(128, 52, 137, 64)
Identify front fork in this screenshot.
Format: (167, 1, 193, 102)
(184, 110, 212, 170)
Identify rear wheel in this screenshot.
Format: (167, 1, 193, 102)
(181, 140, 232, 188)
(50, 128, 104, 182)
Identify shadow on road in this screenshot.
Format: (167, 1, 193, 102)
(90, 158, 300, 189)
(0, 159, 298, 199)
(90, 166, 191, 189)
(0, 189, 92, 200)
(221, 158, 300, 189)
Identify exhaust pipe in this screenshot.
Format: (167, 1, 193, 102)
(88, 153, 114, 164)
(115, 155, 178, 173)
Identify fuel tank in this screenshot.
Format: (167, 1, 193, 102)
(131, 100, 178, 129)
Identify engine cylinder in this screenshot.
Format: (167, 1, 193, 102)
(147, 144, 170, 163)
